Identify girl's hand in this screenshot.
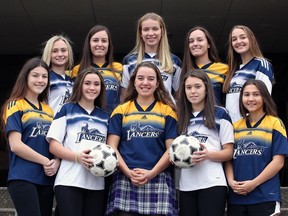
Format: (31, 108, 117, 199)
(191, 143, 208, 165)
(77, 149, 93, 170)
(130, 168, 153, 186)
(43, 158, 60, 176)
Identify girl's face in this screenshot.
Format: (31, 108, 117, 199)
(189, 29, 210, 59)
(80, 73, 101, 103)
(140, 19, 162, 51)
(51, 39, 68, 67)
(26, 66, 48, 98)
(90, 30, 109, 61)
(185, 76, 206, 111)
(242, 84, 264, 115)
(134, 66, 159, 99)
(231, 28, 251, 56)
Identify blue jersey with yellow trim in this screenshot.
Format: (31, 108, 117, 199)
(229, 115, 288, 204)
(195, 62, 228, 105)
(121, 53, 182, 102)
(4, 98, 54, 185)
(109, 100, 178, 170)
(49, 70, 73, 114)
(47, 102, 109, 190)
(225, 57, 273, 122)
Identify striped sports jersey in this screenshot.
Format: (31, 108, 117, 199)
(71, 62, 122, 113)
(49, 70, 73, 114)
(195, 62, 228, 105)
(225, 57, 273, 122)
(121, 53, 182, 102)
(4, 98, 54, 185)
(109, 100, 178, 170)
(229, 115, 288, 204)
(179, 106, 234, 191)
(47, 102, 109, 190)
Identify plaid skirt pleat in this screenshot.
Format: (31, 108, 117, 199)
(105, 170, 178, 216)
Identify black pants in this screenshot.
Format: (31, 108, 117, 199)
(8, 180, 54, 216)
(55, 185, 105, 216)
(179, 186, 227, 216)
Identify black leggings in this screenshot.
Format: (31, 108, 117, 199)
(179, 186, 227, 216)
(55, 185, 105, 216)
(8, 180, 54, 216)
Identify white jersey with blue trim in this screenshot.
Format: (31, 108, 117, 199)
(49, 70, 73, 115)
(121, 53, 182, 102)
(225, 57, 273, 123)
(46, 102, 109, 190)
(179, 106, 234, 191)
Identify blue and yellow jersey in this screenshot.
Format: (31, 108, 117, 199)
(49, 70, 73, 114)
(109, 100, 177, 170)
(71, 62, 122, 113)
(229, 115, 288, 204)
(4, 98, 54, 185)
(196, 62, 228, 105)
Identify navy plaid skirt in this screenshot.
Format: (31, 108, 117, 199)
(105, 170, 178, 216)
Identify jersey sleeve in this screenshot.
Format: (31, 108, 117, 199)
(108, 106, 123, 136)
(46, 104, 68, 143)
(272, 118, 288, 156)
(255, 58, 273, 94)
(71, 64, 80, 80)
(5, 100, 23, 135)
(219, 108, 234, 145)
(171, 54, 182, 92)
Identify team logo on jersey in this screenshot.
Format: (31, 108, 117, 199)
(76, 122, 106, 143)
(29, 122, 50, 137)
(233, 139, 267, 158)
(188, 131, 208, 143)
(127, 122, 162, 140)
(161, 74, 168, 81)
(60, 89, 71, 105)
(105, 79, 118, 91)
(228, 82, 242, 94)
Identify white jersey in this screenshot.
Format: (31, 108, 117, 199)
(225, 57, 273, 123)
(179, 106, 234, 191)
(47, 102, 109, 190)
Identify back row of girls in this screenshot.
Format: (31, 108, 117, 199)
(0, 11, 283, 216)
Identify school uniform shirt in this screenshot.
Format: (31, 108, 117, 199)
(46, 102, 109, 190)
(225, 57, 273, 123)
(229, 115, 288, 205)
(71, 62, 123, 113)
(109, 100, 178, 170)
(179, 106, 234, 191)
(49, 70, 73, 114)
(4, 98, 54, 185)
(194, 62, 228, 105)
(121, 53, 182, 103)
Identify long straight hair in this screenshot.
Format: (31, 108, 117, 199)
(177, 69, 216, 134)
(223, 25, 265, 93)
(239, 79, 277, 118)
(181, 26, 220, 81)
(69, 67, 106, 109)
(124, 61, 175, 111)
(130, 12, 174, 73)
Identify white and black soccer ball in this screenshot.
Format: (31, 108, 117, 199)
(169, 135, 202, 168)
(89, 144, 118, 177)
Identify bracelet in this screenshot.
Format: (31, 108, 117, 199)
(75, 152, 80, 164)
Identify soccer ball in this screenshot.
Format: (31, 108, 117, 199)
(89, 144, 118, 177)
(169, 135, 202, 168)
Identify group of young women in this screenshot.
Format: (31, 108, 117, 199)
(0, 11, 287, 216)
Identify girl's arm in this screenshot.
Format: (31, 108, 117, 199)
(8, 131, 50, 166)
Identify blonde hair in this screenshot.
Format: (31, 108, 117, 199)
(42, 35, 74, 70)
(130, 12, 173, 73)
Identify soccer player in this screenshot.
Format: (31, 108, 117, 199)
(181, 26, 228, 105)
(42, 35, 74, 114)
(0, 57, 59, 216)
(223, 25, 274, 123)
(71, 25, 123, 113)
(177, 69, 234, 216)
(225, 79, 288, 216)
(47, 67, 109, 216)
(120, 12, 181, 103)
(106, 62, 179, 216)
